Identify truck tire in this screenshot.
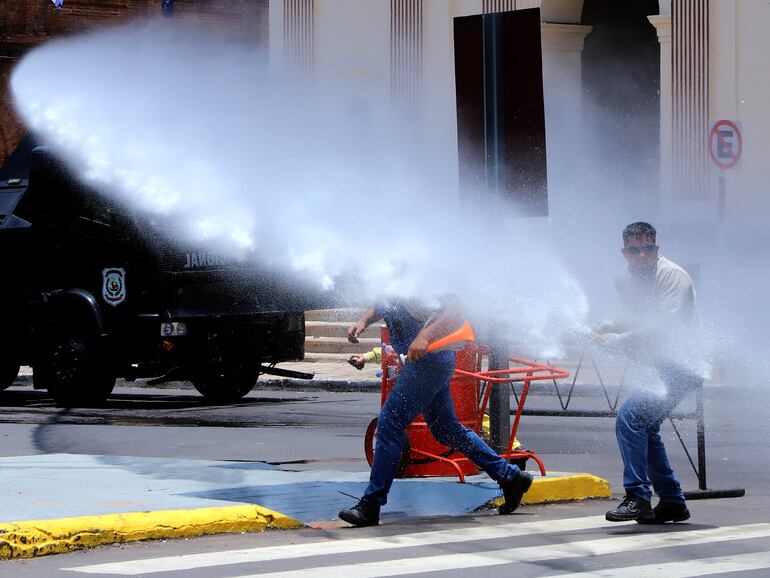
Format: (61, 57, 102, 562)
(191, 361, 259, 404)
(0, 362, 20, 391)
(39, 331, 116, 407)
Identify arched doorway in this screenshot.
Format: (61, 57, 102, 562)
(580, 0, 661, 217)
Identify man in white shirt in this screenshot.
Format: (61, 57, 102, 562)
(595, 222, 701, 524)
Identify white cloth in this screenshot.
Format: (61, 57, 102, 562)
(610, 255, 698, 364)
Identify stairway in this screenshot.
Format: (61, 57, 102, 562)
(303, 309, 385, 362)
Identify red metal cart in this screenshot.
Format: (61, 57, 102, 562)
(364, 335, 569, 483)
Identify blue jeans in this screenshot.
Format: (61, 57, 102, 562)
(364, 359, 520, 505)
(616, 362, 703, 504)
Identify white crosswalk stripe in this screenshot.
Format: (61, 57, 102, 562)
(549, 551, 770, 578)
(64, 518, 770, 578)
(232, 523, 770, 578)
(65, 515, 612, 574)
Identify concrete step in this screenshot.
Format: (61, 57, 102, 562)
(301, 352, 356, 363)
(303, 309, 384, 355)
(305, 320, 384, 339)
(304, 308, 366, 322)
(304, 336, 381, 354)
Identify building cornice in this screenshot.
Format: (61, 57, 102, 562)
(540, 23, 593, 52)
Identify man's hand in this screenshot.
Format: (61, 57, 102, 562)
(594, 321, 616, 335)
(592, 332, 621, 348)
(407, 335, 430, 362)
(348, 307, 380, 344)
(347, 320, 367, 344)
(347, 355, 366, 370)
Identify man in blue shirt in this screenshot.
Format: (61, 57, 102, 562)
(338, 300, 532, 527)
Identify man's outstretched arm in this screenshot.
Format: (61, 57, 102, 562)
(348, 307, 381, 344)
(406, 303, 462, 362)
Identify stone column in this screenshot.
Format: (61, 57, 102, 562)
(277, 0, 314, 78)
(647, 14, 672, 217)
(539, 23, 592, 215)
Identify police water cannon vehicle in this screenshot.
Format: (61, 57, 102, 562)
(0, 147, 315, 406)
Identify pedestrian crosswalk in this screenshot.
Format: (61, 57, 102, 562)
(64, 515, 770, 577)
(549, 552, 770, 578)
(66, 515, 612, 575)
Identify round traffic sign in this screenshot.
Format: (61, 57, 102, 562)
(709, 119, 742, 170)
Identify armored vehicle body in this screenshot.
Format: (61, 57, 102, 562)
(0, 148, 309, 405)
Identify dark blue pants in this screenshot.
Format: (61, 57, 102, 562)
(364, 359, 520, 505)
(616, 362, 703, 504)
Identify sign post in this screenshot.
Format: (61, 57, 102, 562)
(708, 119, 742, 222)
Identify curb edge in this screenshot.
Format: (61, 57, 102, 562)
(486, 474, 613, 510)
(0, 504, 302, 560)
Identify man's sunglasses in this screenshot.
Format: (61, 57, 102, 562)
(625, 244, 657, 255)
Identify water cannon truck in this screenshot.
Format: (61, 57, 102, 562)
(0, 147, 314, 406)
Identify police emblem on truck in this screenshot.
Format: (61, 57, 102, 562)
(102, 268, 126, 306)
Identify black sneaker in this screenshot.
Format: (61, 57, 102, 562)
(637, 501, 690, 524)
(499, 472, 533, 514)
(605, 495, 653, 522)
(339, 497, 380, 527)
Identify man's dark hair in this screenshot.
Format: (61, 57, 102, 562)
(622, 222, 656, 246)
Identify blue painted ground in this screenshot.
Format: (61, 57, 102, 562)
(2, 454, 502, 524)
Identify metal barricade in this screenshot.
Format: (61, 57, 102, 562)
(512, 350, 744, 499)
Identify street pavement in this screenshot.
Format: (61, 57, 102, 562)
(3, 356, 766, 567)
(7, 500, 770, 577)
(0, 362, 611, 559)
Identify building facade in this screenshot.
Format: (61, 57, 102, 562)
(2, 1, 767, 238)
(269, 0, 767, 243)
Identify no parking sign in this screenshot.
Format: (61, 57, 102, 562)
(709, 119, 742, 170)
(709, 119, 742, 222)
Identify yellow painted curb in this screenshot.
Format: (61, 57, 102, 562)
(0, 504, 302, 560)
(489, 474, 612, 509)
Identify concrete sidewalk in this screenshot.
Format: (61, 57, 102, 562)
(0, 453, 610, 559)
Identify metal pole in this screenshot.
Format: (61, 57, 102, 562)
(482, 13, 504, 205)
(481, 12, 510, 453)
(488, 342, 511, 453)
(696, 383, 707, 490)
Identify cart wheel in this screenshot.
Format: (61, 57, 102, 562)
(364, 417, 410, 477)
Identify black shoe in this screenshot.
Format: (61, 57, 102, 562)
(605, 495, 653, 522)
(339, 497, 380, 527)
(636, 501, 690, 524)
(499, 472, 533, 514)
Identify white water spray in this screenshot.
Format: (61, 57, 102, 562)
(11, 20, 600, 358)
